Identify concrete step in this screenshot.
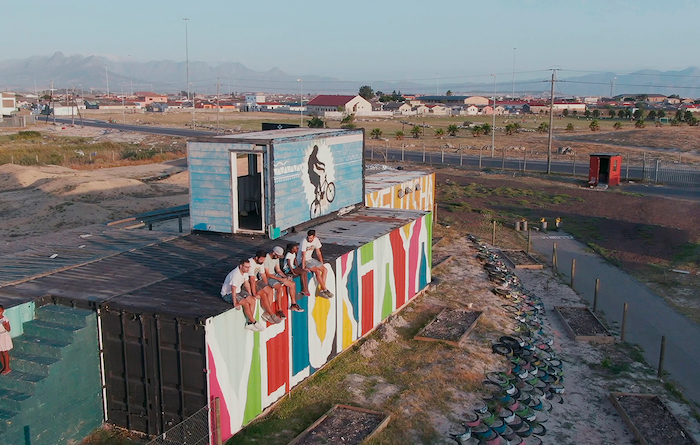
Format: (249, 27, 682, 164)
(12, 335, 70, 359)
(11, 351, 60, 376)
(0, 370, 46, 394)
(0, 407, 19, 434)
(0, 388, 33, 412)
(22, 319, 81, 343)
(35, 305, 93, 328)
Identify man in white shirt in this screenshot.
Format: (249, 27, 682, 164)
(299, 229, 333, 298)
(284, 242, 310, 298)
(265, 246, 304, 315)
(248, 251, 281, 324)
(220, 259, 264, 331)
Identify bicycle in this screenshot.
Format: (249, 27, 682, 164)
(310, 175, 336, 218)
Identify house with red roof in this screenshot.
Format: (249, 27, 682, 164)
(306, 95, 372, 116)
(134, 92, 167, 105)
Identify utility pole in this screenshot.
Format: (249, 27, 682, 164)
(546, 70, 557, 174)
(512, 48, 516, 99)
(491, 74, 496, 157)
(184, 17, 190, 126)
(105, 65, 109, 97)
(610, 76, 616, 98)
(216, 78, 220, 134)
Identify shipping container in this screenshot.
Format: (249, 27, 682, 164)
(365, 170, 435, 211)
(188, 128, 365, 238)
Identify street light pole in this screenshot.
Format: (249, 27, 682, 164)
(547, 70, 557, 174)
(105, 65, 109, 97)
(512, 48, 516, 99)
(491, 74, 496, 158)
(298, 78, 303, 126)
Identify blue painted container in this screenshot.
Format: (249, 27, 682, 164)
(188, 128, 365, 238)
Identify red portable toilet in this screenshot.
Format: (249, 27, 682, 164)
(589, 153, 622, 186)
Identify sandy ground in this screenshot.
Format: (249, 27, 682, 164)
(0, 163, 189, 241)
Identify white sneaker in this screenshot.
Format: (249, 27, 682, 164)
(244, 322, 257, 331)
(261, 312, 274, 323)
(253, 321, 266, 331)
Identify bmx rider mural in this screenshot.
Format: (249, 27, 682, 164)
(304, 143, 336, 218)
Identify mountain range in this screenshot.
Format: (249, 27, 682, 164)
(2, 52, 700, 98)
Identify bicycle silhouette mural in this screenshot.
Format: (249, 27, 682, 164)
(307, 144, 336, 218)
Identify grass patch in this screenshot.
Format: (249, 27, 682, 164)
(81, 426, 145, 445)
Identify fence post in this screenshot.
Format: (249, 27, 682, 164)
(441, 147, 445, 163)
(492, 220, 497, 246)
(215, 397, 222, 445)
(593, 278, 600, 311)
(570, 258, 576, 288)
(658, 335, 666, 378)
(621, 303, 628, 341)
(626, 151, 630, 181)
(422, 143, 425, 163)
(527, 229, 531, 255)
(501, 146, 506, 169)
(460, 148, 463, 166)
(552, 242, 558, 274)
(655, 159, 660, 183)
(642, 152, 646, 180)
(371, 146, 374, 161)
(402, 144, 405, 162)
(385, 142, 388, 163)
(523, 149, 527, 172)
(479, 145, 482, 168)
(573, 151, 576, 175)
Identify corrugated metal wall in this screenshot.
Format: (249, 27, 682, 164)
(188, 142, 235, 233)
(271, 133, 364, 231)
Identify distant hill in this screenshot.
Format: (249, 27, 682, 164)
(1, 52, 699, 98)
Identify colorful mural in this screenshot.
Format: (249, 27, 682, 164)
(365, 173, 435, 211)
(272, 133, 364, 231)
(205, 213, 432, 441)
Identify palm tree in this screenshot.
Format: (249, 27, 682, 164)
(537, 122, 549, 133)
(370, 128, 383, 139)
(566, 123, 574, 132)
(434, 128, 445, 139)
(589, 119, 600, 131)
(480, 123, 492, 135)
(505, 123, 515, 135)
(395, 130, 405, 140)
(447, 124, 459, 137)
(470, 126, 482, 137)
(410, 125, 422, 139)
(634, 120, 645, 128)
(613, 122, 622, 130)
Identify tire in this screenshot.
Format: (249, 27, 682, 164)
(310, 200, 321, 218)
(325, 181, 336, 203)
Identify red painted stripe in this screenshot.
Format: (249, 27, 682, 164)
(208, 347, 232, 442)
(266, 288, 290, 395)
(361, 271, 374, 335)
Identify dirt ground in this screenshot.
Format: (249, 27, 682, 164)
(434, 169, 700, 323)
(0, 163, 189, 240)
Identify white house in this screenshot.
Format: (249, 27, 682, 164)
(383, 101, 413, 115)
(245, 93, 266, 111)
(306, 95, 372, 116)
(465, 104, 480, 115)
(1, 93, 17, 115)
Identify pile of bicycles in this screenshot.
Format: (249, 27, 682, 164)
(448, 236, 565, 445)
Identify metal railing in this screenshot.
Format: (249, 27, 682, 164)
(366, 145, 700, 187)
(146, 398, 221, 445)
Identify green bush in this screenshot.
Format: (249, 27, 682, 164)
(11, 131, 42, 141)
(121, 148, 157, 160)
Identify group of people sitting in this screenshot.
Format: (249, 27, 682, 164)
(220, 230, 334, 331)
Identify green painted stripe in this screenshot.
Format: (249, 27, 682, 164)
(382, 263, 393, 319)
(360, 241, 374, 265)
(243, 319, 262, 423)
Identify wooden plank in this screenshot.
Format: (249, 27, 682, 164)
(287, 404, 390, 445)
(554, 306, 614, 343)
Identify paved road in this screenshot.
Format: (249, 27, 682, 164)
(54, 117, 214, 138)
(623, 183, 700, 202)
(530, 233, 700, 406)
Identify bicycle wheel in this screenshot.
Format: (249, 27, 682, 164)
(325, 181, 336, 203)
(310, 200, 321, 218)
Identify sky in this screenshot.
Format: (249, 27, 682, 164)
(3, 0, 700, 84)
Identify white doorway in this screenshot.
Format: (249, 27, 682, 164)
(230, 151, 265, 233)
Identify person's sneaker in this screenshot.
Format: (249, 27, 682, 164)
(270, 314, 283, 324)
(290, 304, 305, 312)
(261, 312, 274, 323)
(276, 310, 287, 319)
(245, 322, 257, 331)
(253, 321, 266, 331)
(301, 290, 311, 297)
(321, 289, 334, 298)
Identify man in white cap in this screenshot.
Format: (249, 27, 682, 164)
(265, 246, 304, 317)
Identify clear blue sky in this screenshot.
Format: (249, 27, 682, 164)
(4, 0, 699, 82)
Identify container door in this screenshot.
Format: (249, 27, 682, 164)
(588, 157, 600, 185)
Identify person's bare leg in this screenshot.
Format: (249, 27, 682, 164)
(287, 280, 297, 305)
(260, 287, 275, 315)
(0, 351, 10, 374)
(295, 268, 310, 295)
(313, 266, 327, 291)
(273, 284, 286, 316)
(242, 299, 256, 324)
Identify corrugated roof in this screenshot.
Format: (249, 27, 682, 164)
(306, 95, 357, 107)
(364, 170, 431, 193)
(0, 208, 426, 319)
(198, 127, 360, 143)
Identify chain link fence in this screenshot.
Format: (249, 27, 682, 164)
(146, 399, 218, 445)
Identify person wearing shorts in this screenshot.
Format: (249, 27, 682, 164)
(221, 260, 264, 331)
(299, 229, 333, 298)
(266, 246, 304, 315)
(248, 251, 281, 324)
(0, 305, 12, 374)
(285, 242, 310, 297)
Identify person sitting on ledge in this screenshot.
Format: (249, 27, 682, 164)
(249, 251, 282, 324)
(284, 242, 310, 298)
(299, 229, 333, 298)
(220, 259, 265, 331)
